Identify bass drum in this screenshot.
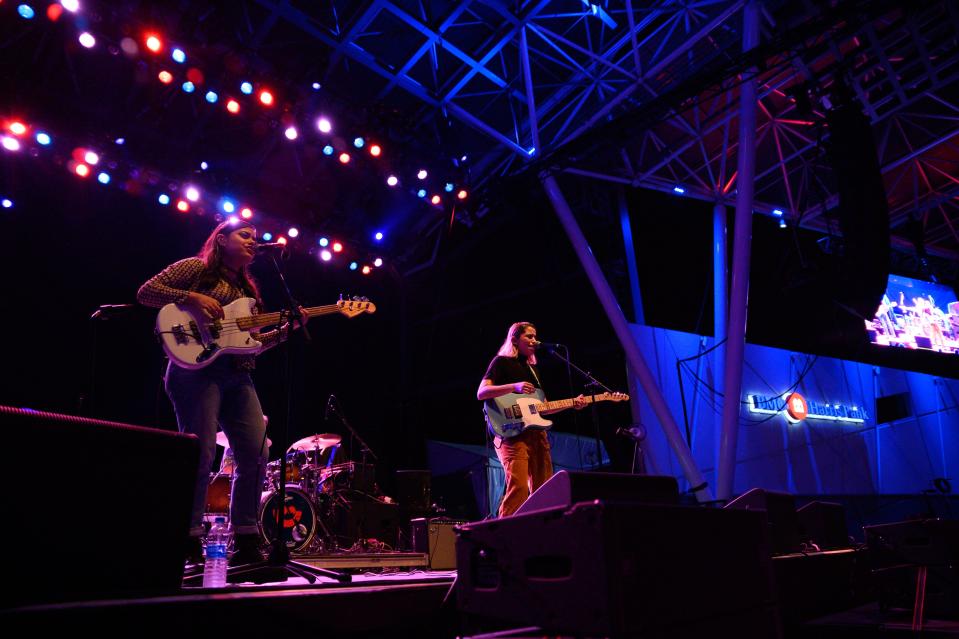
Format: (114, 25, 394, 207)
(258, 486, 316, 552)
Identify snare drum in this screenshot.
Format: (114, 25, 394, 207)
(258, 486, 316, 552)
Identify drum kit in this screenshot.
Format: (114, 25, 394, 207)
(206, 430, 381, 553)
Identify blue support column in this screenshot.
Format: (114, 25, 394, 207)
(717, 0, 760, 501)
(542, 173, 712, 502)
(713, 201, 727, 480)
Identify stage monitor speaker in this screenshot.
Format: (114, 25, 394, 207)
(411, 518, 462, 570)
(2, 406, 198, 607)
(456, 501, 779, 637)
(725, 488, 802, 555)
(797, 500, 850, 550)
(865, 519, 959, 618)
(514, 470, 679, 515)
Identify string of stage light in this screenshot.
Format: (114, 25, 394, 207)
(2, 1, 471, 208)
(0, 114, 396, 274)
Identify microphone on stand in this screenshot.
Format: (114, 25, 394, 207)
(257, 242, 289, 251)
(531, 341, 565, 351)
(615, 425, 647, 442)
(90, 304, 137, 320)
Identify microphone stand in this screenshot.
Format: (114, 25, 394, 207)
(329, 397, 378, 481)
(187, 253, 349, 585)
(541, 345, 611, 470)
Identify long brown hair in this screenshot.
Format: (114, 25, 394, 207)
(196, 219, 262, 307)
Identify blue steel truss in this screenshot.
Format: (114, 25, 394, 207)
(250, 0, 959, 261)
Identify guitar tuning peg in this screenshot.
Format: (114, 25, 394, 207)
(361, 296, 369, 302)
(338, 293, 344, 301)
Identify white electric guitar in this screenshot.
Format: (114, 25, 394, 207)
(484, 390, 629, 439)
(156, 297, 376, 369)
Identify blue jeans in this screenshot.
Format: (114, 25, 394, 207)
(165, 359, 269, 536)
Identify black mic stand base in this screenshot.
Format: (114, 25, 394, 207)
(182, 540, 352, 585)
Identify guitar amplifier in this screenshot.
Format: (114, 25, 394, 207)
(411, 518, 464, 570)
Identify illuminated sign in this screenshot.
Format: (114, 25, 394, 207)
(747, 392, 867, 424)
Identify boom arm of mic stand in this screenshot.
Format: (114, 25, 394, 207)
(543, 346, 614, 393)
(331, 404, 378, 461)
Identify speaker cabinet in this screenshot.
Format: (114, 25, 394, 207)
(725, 488, 802, 555)
(514, 470, 679, 515)
(411, 518, 462, 570)
(797, 500, 850, 550)
(2, 406, 198, 607)
(456, 501, 779, 637)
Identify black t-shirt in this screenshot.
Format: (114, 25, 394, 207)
(483, 355, 544, 392)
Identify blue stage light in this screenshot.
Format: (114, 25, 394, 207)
(17, 5, 35, 20)
(182, 81, 195, 93)
(240, 82, 253, 95)
(353, 137, 365, 148)
(97, 172, 111, 184)
(374, 231, 384, 242)
(322, 145, 334, 156)
(205, 90, 218, 104)
(318, 237, 329, 247)
(220, 199, 236, 214)
(172, 48, 186, 64)
(673, 186, 685, 194)
(158, 194, 171, 205)
(349, 262, 358, 271)
(262, 232, 273, 241)
(444, 183, 454, 192)
(772, 208, 784, 217)
(1, 198, 13, 208)
(35, 132, 51, 146)
(417, 189, 427, 198)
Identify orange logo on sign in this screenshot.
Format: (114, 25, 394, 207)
(785, 392, 808, 422)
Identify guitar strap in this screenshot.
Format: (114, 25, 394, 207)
(526, 362, 542, 389)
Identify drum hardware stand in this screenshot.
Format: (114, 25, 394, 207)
(186, 252, 350, 585)
(327, 395, 378, 475)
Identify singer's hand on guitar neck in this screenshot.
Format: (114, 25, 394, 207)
(185, 292, 224, 320)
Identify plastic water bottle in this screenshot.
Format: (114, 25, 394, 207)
(202, 516, 231, 588)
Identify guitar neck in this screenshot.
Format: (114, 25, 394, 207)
(236, 305, 342, 331)
(537, 393, 615, 413)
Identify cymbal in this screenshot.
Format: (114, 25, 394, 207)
(215, 431, 272, 449)
(288, 433, 342, 452)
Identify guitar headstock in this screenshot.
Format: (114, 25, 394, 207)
(336, 295, 377, 317)
(606, 392, 629, 402)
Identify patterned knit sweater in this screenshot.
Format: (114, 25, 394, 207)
(137, 257, 283, 368)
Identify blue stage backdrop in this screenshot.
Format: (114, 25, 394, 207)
(629, 323, 959, 498)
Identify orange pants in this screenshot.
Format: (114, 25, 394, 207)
(494, 429, 553, 517)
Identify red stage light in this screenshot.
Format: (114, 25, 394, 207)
(158, 70, 173, 84)
(457, 189, 468, 200)
(361, 265, 372, 275)
(277, 236, 288, 245)
(186, 68, 204, 85)
(145, 34, 163, 53)
(8, 121, 27, 136)
(332, 242, 343, 253)
(258, 90, 274, 106)
(47, 4, 63, 21)
(176, 199, 190, 212)
(369, 144, 381, 157)
(338, 152, 350, 164)
(226, 99, 240, 114)
(74, 163, 90, 178)
(240, 207, 253, 219)
(431, 195, 441, 205)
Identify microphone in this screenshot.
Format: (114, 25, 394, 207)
(616, 425, 646, 442)
(256, 242, 288, 251)
(325, 395, 337, 421)
(532, 341, 564, 350)
(90, 304, 137, 320)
